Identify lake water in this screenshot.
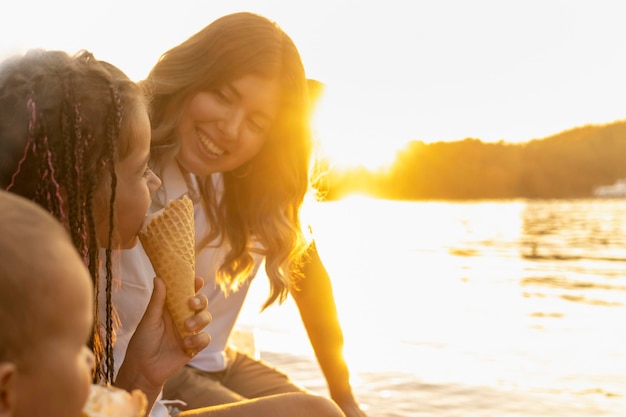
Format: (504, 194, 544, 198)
(234, 197, 626, 417)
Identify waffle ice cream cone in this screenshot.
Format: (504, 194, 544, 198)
(139, 195, 196, 341)
(81, 384, 147, 417)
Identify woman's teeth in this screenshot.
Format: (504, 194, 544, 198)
(197, 130, 225, 156)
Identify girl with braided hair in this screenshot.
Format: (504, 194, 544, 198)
(0, 48, 344, 417)
(0, 47, 210, 413)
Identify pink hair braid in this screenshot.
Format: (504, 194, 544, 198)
(5, 98, 38, 191)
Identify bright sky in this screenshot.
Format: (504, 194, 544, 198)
(2, 0, 626, 168)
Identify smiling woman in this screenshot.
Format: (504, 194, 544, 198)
(175, 74, 281, 177)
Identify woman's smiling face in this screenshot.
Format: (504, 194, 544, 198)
(175, 74, 281, 176)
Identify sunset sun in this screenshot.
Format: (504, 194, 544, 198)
(311, 84, 407, 171)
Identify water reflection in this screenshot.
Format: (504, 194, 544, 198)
(520, 199, 626, 309)
(521, 199, 626, 261)
(239, 197, 626, 416)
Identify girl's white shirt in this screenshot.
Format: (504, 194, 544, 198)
(101, 159, 264, 416)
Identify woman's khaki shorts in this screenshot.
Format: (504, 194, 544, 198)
(163, 348, 306, 411)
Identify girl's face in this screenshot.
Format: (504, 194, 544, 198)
(176, 74, 281, 176)
(96, 104, 161, 249)
(113, 105, 162, 248)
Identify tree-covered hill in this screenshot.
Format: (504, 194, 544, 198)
(317, 120, 626, 200)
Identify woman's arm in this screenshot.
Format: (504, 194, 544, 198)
(290, 242, 367, 417)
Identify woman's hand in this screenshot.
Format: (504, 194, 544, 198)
(334, 397, 369, 417)
(115, 277, 211, 403)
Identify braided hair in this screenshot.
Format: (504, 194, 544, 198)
(0, 49, 145, 383)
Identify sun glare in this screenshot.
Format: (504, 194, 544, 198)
(311, 87, 406, 171)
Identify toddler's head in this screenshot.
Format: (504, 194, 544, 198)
(0, 190, 95, 417)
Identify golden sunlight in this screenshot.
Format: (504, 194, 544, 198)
(311, 86, 407, 171)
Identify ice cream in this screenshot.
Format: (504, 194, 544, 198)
(138, 195, 196, 341)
